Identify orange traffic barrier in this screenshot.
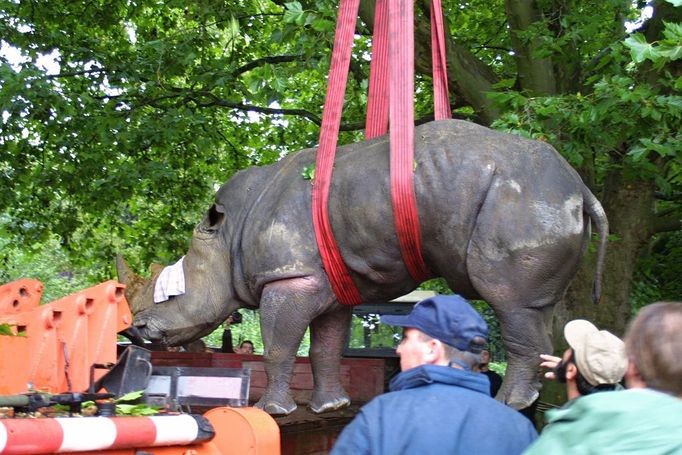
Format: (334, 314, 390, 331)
(0, 279, 43, 314)
(0, 280, 132, 395)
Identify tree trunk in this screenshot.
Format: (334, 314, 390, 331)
(504, 0, 557, 95)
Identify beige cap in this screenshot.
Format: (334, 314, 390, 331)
(564, 319, 627, 386)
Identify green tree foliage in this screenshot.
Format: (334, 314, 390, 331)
(1, 216, 95, 301)
(1, 0, 680, 344)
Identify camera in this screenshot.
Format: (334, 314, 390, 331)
(230, 310, 243, 324)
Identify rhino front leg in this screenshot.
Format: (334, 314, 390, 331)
(309, 304, 353, 413)
(255, 277, 333, 415)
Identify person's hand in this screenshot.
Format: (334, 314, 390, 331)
(540, 354, 562, 380)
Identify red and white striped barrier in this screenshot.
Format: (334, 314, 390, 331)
(0, 414, 213, 454)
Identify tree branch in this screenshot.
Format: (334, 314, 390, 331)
(196, 95, 324, 125)
(45, 69, 106, 79)
(655, 192, 682, 202)
(652, 215, 682, 234)
(470, 45, 514, 53)
(234, 54, 304, 76)
(235, 13, 285, 20)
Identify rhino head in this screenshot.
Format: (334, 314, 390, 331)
(118, 203, 237, 346)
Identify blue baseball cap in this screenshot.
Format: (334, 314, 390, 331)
(381, 294, 488, 351)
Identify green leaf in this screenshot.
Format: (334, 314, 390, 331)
(624, 34, 655, 63)
(116, 390, 145, 402)
(284, 2, 305, 25)
(637, 138, 675, 157)
(662, 22, 682, 41)
(659, 45, 682, 61)
(311, 19, 335, 33)
(301, 164, 315, 181)
(491, 78, 516, 90)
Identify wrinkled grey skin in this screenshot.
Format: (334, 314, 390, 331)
(124, 120, 608, 415)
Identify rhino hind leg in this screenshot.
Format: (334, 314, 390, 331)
(463, 246, 578, 409)
(308, 304, 353, 413)
(462, 241, 572, 409)
(493, 305, 554, 409)
(461, 177, 587, 409)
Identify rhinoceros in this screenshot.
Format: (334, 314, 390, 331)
(119, 119, 607, 415)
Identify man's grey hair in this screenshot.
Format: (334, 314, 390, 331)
(417, 332, 484, 369)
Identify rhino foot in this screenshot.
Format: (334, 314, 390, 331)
(255, 395, 297, 415)
(497, 379, 540, 410)
(309, 391, 351, 414)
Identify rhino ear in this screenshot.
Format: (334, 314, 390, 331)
(116, 254, 137, 285)
(207, 203, 225, 228)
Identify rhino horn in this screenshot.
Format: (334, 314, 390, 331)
(115, 255, 158, 315)
(116, 254, 136, 285)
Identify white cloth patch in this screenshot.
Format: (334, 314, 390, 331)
(153, 256, 186, 303)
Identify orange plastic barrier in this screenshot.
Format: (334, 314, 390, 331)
(0, 279, 43, 314)
(0, 280, 132, 394)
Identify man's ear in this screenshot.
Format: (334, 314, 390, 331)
(427, 339, 443, 364)
(566, 362, 578, 381)
(625, 360, 646, 389)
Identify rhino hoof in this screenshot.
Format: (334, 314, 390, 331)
(255, 398, 297, 415)
(309, 396, 351, 414)
(497, 383, 539, 410)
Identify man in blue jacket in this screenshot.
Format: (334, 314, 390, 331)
(331, 294, 538, 455)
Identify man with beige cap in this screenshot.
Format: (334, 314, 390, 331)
(525, 304, 682, 454)
(541, 319, 627, 400)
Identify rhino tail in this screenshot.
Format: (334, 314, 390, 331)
(582, 186, 609, 304)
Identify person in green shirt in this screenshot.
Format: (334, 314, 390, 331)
(525, 302, 682, 454)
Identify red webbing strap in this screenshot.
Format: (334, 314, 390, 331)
(389, 0, 431, 282)
(312, 0, 363, 305)
(365, 0, 389, 139)
(431, 0, 452, 120)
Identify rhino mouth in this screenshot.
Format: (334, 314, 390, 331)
(133, 317, 168, 345)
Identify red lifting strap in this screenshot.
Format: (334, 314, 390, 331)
(367, 0, 451, 133)
(314, 0, 451, 305)
(365, 0, 389, 138)
(431, 0, 452, 120)
(388, 0, 431, 283)
(312, 0, 363, 305)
